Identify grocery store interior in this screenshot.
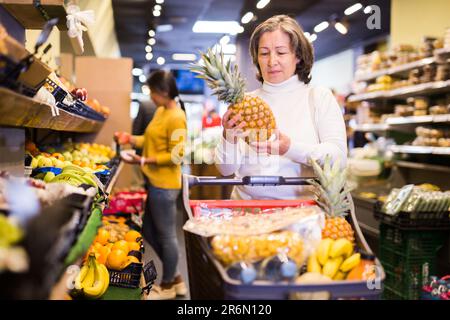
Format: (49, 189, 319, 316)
(1, 0, 450, 301)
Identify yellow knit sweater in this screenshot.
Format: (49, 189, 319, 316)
(133, 106, 186, 189)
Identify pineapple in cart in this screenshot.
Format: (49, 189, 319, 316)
(308, 155, 355, 243)
(191, 48, 276, 143)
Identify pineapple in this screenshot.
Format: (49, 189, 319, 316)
(190, 49, 276, 142)
(308, 155, 355, 243)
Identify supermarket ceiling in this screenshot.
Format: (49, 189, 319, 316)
(112, 0, 391, 70)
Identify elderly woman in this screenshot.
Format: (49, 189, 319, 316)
(215, 15, 347, 200)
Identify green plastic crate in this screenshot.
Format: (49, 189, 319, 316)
(379, 224, 446, 300)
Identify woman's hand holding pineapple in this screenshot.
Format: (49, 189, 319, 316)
(221, 110, 249, 144)
(250, 129, 291, 156)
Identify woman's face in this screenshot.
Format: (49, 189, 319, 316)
(257, 29, 299, 84)
(150, 89, 168, 106)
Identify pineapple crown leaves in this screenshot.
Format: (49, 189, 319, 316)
(190, 48, 246, 104)
(307, 155, 354, 217)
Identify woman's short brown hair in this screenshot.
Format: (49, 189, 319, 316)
(249, 15, 314, 84)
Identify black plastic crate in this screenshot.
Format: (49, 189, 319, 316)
(374, 201, 450, 230)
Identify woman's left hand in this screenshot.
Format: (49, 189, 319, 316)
(250, 130, 291, 155)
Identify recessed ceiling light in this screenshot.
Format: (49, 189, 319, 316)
(344, 3, 363, 15)
(309, 34, 317, 42)
(155, 0, 164, 3)
(148, 38, 156, 45)
(256, 0, 270, 9)
(364, 6, 372, 14)
(334, 22, 348, 34)
(304, 32, 311, 38)
(314, 21, 329, 33)
(139, 75, 147, 83)
(154, 5, 162, 11)
(148, 30, 155, 37)
(145, 45, 152, 53)
(241, 12, 254, 24)
(153, 10, 161, 17)
(142, 85, 150, 95)
(172, 53, 197, 61)
(146, 53, 153, 61)
(132, 68, 143, 76)
(193, 21, 241, 34)
(157, 24, 173, 32)
(219, 35, 230, 45)
(157, 57, 165, 65)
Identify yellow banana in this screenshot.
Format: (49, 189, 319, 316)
(83, 259, 105, 299)
(322, 256, 344, 279)
(307, 253, 322, 273)
(81, 257, 96, 288)
(340, 253, 361, 273)
(98, 263, 110, 297)
(317, 238, 334, 265)
(329, 238, 353, 259)
(333, 271, 347, 281)
(74, 265, 89, 290)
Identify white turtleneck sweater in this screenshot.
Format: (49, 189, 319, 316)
(214, 75, 347, 200)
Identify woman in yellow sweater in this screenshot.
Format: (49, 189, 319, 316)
(114, 70, 187, 300)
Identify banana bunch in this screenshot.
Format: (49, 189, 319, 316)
(73, 253, 109, 299)
(307, 238, 361, 280)
(50, 165, 98, 191)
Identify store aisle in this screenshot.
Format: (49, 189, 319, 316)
(143, 203, 190, 300)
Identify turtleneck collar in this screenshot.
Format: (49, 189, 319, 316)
(261, 74, 306, 93)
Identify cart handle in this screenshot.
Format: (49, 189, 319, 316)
(186, 175, 317, 187)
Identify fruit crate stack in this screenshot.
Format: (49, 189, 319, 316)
(379, 224, 447, 300)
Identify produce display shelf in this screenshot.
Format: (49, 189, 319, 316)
(0, 87, 104, 133)
(352, 123, 389, 132)
(389, 145, 450, 155)
(354, 57, 436, 82)
(105, 161, 124, 194)
(434, 47, 450, 57)
(348, 80, 450, 102)
(0, 0, 68, 30)
(386, 114, 450, 125)
(395, 161, 450, 173)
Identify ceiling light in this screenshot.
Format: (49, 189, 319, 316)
(304, 32, 310, 38)
(237, 26, 244, 33)
(148, 30, 155, 37)
(157, 57, 165, 65)
(219, 35, 230, 45)
(154, 5, 162, 11)
(256, 0, 270, 9)
(153, 10, 161, 17)
(344, 3, 363, 15)
(157, 24, 173, 32)
(172, 53, 197, 61)
(241, 12, 254, 24)
(155, 0, 164, 4)
(142, 85, 150, 95)
(132, 68, 143, 76)
(145, 45, 152, 53)
(139, 75, 147, 83)
(146, 53, 153, 60)
(334, 21, 348, 34)
(314, 21, 329, 33)
(148, 38, 156, 45)
(364, 6, 372, 14)
(193, 21, 241, 34)
(309, 34, 317, 42)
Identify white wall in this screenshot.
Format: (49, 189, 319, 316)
(311, 49, 355, 95)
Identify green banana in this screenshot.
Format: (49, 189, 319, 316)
(307, 253, 322, 273)
(329, 238, 353, 259)
(340, 253, 361, 273)
(322, 256, 343, 279)
(317, 238, 334, 265)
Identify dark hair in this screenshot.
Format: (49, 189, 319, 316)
(249, 15, 314, 84)
(147, 70, 185, 111)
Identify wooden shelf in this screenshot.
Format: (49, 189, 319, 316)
(355, 57, 436, 82)
(348, 80, 450, 102)
(0, 0, 68, 30)
(0, 87, 104, 133)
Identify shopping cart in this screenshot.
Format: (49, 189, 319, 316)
(182, 174, 385, 300)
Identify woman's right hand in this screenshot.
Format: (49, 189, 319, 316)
(114, 131, 131, 145)
(222, 110, 248, 144)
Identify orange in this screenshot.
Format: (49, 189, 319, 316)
(106, 249, 127, 270)
(95, 229, 110, 245)
(105, 243, 113, 250)
(121, 256, 141, 269)
(125, 230, 142, 243)
(127, 241, 141, 252)
(96, 245, 110, 265)
(112, 240, 129, 254)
